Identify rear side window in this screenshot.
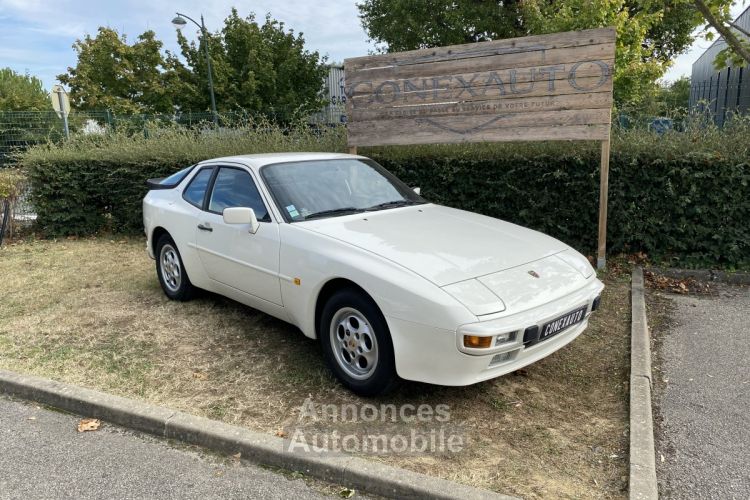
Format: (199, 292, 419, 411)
(208, 168, 270, 221)
(183, 168, 213, 208)
(160, 166, 194, 186)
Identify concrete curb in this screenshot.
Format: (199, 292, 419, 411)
(647, 267, 750, 285)
(0, 369, 516, 500)
(629, 267, 658, 500)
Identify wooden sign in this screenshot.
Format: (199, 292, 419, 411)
(344, 28, 616, 268)
(344, 28, 615, 147)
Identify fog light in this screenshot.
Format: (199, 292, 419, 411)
(463, 335, 492, 348)
(490, 351, 513, 365)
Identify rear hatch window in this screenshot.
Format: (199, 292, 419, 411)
(146, 165, 195, 190)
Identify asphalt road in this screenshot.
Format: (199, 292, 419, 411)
(0, 396, 331, 500)
(654, 284, 750, 499)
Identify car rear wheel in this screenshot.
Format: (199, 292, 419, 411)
(155, 234, 195, 301)
(320, 289, 397, 396)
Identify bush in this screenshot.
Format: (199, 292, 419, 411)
(21, 122, 345, 236)
(19, 120, 750, 269)
(369, 129, 749, 269)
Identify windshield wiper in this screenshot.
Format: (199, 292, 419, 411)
(304, 207, 365, 220)
(365, 200, 421, 211)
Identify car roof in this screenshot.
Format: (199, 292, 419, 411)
(199, 152, 364, 170)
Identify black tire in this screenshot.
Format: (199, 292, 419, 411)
(319, 288, 398, 397)
(155, 233, 195, 301)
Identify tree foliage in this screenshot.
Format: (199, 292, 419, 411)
(59, 28, 174, 114)
(59, 9, 327, 119)
(170, 9, 327, 119)
(358, 0, 702, 107)
(0, 68, 50, 111)
(689, 0, 750, 68)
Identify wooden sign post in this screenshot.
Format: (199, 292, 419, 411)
(344, 28, 616, 268)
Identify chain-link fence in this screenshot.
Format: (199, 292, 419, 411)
(0, 109, 319, 166)
(0, 107, 345, 238)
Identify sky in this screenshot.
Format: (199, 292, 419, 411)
(0, 0, 747, 90)
(0, 0, 375, 89)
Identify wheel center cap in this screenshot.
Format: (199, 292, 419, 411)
(349, 340, 357, 349)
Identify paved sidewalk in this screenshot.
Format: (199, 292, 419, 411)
(0, 396, 330, 500)
(653, 284, 750, 499)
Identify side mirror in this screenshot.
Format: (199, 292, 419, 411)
(412, 187, 421, 195)
(223, 207, 259, 234)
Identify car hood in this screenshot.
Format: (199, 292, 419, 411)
(300, 204, 569, 286)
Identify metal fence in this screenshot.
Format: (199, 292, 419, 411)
(689, 4, 750, 125)
(0, 109, 322, 165)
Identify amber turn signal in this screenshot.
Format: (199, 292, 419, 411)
(463, 335, 492, 348)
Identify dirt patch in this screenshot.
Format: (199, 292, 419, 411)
(0, 237, 631, 498)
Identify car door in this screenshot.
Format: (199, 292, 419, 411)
(194, 165, 282, 306)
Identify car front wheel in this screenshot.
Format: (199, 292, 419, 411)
(320, 289, 397, 396)
(155, 234, 195, 301)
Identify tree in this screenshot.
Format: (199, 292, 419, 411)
(0, 68, 50, 111)
(662, 77, 691, 110)
(59, 28, 175, 114)
(358, 0, 702, 107)
(690, 0, 750, 67)
(357, 0, 527, 51)
(171, 9, 328, 120)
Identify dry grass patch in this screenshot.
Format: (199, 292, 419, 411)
(0, 237, 630, 498)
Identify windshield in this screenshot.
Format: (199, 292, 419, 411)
(261, 159, 425, 222)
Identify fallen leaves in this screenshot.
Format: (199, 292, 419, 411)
(338, 488, 356, 498)
(274, 429, 288, 438)
(77, 418, 101, 432)
(644, 271, 712, 295)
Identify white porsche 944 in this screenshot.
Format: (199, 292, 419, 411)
(143, 153, 604, 396)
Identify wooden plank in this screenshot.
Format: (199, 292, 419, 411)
(347, 43, 615, 85)
(346, 58, 615, 92)
(345, 28, 616, 70)
(349, 92, 613, 122)
(348, 124, 610, 147)
(597, 137, 611, 269)
(348, 74, 613, 111)
(349, 108, 611, 137)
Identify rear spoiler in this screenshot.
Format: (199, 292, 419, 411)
(146, 178, 175, 190)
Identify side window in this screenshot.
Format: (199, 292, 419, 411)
(208, 168, 270, 221)
(182, 168, 213, 208)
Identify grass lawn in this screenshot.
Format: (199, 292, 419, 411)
(0, 237, 631, 499)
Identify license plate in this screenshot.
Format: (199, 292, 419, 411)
(539, 306, 588, 341)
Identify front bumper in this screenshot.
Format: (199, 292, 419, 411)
(387, 277, 604, 386)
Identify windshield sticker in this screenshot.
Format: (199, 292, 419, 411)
(286, 205, 300, 218)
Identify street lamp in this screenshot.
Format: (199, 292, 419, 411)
(172, 12, 218, 125)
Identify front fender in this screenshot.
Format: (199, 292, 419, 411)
(278, 224, 476, 339)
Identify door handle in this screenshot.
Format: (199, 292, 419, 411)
(197, 223, 213, 232)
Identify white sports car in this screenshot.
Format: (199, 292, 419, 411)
(143, 153, 603, 396)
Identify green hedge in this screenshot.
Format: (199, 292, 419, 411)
(19, 122, 750, 269)
(372, 140, 749, 269)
